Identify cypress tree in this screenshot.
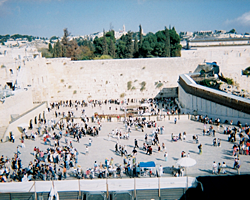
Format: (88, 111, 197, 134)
(109, 39, 116, 58)
(139, 24, 143, 47)
(48, 43, 53, 53)
(164, 26, 170, 57)
(102, 30, 108, 55)
(134, 35, 139, 58)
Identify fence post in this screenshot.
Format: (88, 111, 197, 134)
(158, 177, 161, 200)
(106, 178, 109, 199)
(134, 178, 136, 200)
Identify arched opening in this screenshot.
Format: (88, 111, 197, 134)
(34, 116, 37, 124)
(39, 113, 41, 121)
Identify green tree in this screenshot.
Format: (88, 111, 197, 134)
(62, 28, 70, 57)
(53, 40, 62, 57)
(102, 30, 108, 55)
(109, 39, 116, 58)
(124, 31, 134, 58)
(163, 26, 170, 57)
(140, 32, 157, 57)
(48, 43, 53, 53)
(134, 35, 139, 58)
(169, 27, 181, 57)
(229, 28, 236, 33)
(116, 39, 126, 58)
(139, 24, 143, 47)
(93, 36, 103, 56)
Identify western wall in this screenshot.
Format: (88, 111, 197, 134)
(18, 46, 250, 103)
(0, 45, 250, 138)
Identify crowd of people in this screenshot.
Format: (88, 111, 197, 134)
(0, 99, 249, 182)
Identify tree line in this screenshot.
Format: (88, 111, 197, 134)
(0, 34, 47, 44)
(43, 25, 182, 60)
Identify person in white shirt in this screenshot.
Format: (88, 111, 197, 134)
(212, 161, 217, 174)
(158, 165, 163, 177)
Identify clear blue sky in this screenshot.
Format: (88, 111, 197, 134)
(0, 0, 250, 38)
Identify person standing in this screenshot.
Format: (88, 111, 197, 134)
(158, 165, 163, 177)
(222, 162, 227, 174)
(174, 117, 177, 124)
(164, 152, 168, 162)
(212, 161, 217, 174)
(134, 139, 139, 148)
(85, 146, 89, 154)
(198, 144, 202, 155)
(145, 134, 148, 143)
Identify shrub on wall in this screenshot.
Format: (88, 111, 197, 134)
(120, 93, 126, 98)
(127, 81, 132, 90)
(156, 82, 163, 88)
(242, 66, 250, 77)
(140, 81, 146, 91)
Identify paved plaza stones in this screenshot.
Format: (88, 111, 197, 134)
(1, 103, 249, 180)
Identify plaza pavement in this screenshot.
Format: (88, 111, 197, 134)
(1, 103, 250, 179)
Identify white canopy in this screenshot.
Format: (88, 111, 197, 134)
(140, 103, 150, 107)
(176, 157, 196, 167)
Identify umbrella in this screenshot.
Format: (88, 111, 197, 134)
(142, 113, 151, 116)
(140, 103, 150, 107)
(176, 157, 196, 168)
(176, 157, 196, 193)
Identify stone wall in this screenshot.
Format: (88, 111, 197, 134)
(0, 89, 33, 125)
(43, 57, 202, 102)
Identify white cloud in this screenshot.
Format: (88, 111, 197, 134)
(226, 11, 250, 26)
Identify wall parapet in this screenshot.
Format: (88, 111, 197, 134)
(179, 73, 250, 115)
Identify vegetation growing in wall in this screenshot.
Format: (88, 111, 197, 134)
(142, 66, 146, 70)
(1, 64, 6, 68)
(242, 66, 250, 77)
(218, 74, 235, 85)
(73, 90, 77, 94)
(225, 77, 234, 85)
(120, 93, 126, 98)
(156, 82, 163, 88)
(68, 85, 72, 89)
(60, 79, 64, 83)
(127, 81, 132, 90)
(199, 79, 217, 87)
(131, 86, 136, 90)
(140, 81, 146, 91)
